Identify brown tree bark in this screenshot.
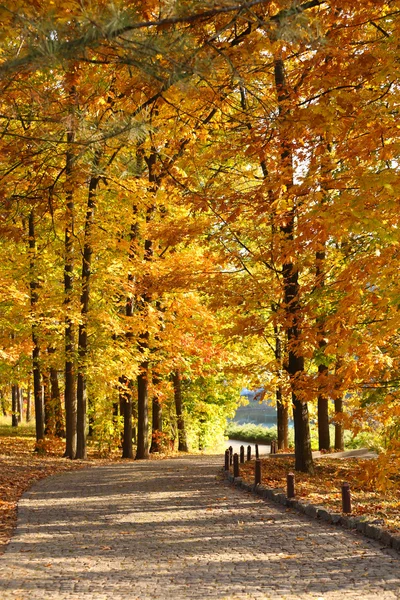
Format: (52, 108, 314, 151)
(120, 376, 134, 459)
(63, 112, 77, 458)
(43, 372, 53, 435)
(26, 388, 31, 422)
(334, 397, 344, 450)
(150, 374, 163, 453)
(316, 248, 330, 451)
(136, 152, 158, 461)
(120, 195, 139, 459)
(18, 387, 23, 423)
(173, 371, 188, 452)
(274, 57, 313, 474)
(273, 318, 288, 449)
(76, 158, 100, 460)
(11, 385, 18, 427)
(136, 352, 149, 460)
(49, 367, 64, 437)
(1, 390, 7, 417)
(29, 210, 44, 443)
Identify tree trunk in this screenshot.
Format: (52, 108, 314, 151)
(173, 371, 188, 452)
(1, 390, 7, 417)
(135, 152, 160, 460)
(18, 386, 23, 423)
(136, 368, 149, 459)
(334, 397, 344, 450)
(64, 122, 76, 459)
(50, 367, 64, 437)
(43, 373, 53, 435)
(150, 374, 163, 453)
(274, 318, 288, 449)
(120, 376, 134, 459)
(76, 160, 100, 460)
(276, 386, 288, 450)
(26, 388, 31, 422)
(11, 385, 18, 427)
(316, 241, 330, 451)
(29, 209, 44, 443)
(317, 386, 330, 451)
(274, 57, 313, 473)
(120, 191, 139, 458)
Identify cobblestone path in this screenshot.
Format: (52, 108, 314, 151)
(1, 455, 400, 600)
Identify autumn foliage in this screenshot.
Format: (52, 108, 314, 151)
(0, 1, 399, 479)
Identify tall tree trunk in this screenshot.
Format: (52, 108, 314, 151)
(18, 386, 23, 423)
(120, 292, 135, 459)
(11, 385, 18, 427)
(316, 248, 330, 451)
(26, 388, 31, 422)
(333, 360, 344, 450)
(1, 390, 7, 417)
(173, 371, 188, 452)
(50, 367, 64, 437)
(29, 210, 44, 443)
(120, 193, 139, 459)
(276, 386, 288, 450)
(120, 376, 134, 459)
(150, 374, 163, 453)
(136, 152, 158, 461)
(43, 373, 53, 435)
(273, 317, 288, 449)
(76, 159, 100, 460)
(274, 57, 313, 474)
(334, 397, 344, 450)
(64, 121, 76, 459)
(136, 350, 149, 460)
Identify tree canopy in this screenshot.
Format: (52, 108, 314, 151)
(1, 0, 400, 474)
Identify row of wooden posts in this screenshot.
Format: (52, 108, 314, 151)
(224, 445, 352, 514)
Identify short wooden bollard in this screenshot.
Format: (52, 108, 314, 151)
(255, 444, 259, 459)
(254, 458, 261, 486)
(229, 445, 233, 466)
(271, 440, 277, 454)
(233, 453, 240, 478)
(247, 445, 251, 461)
(240, 445, 245, 463)
(224, 449, 230, 470)
(287, 472, 295, 498)
(342, 482, 352, 513)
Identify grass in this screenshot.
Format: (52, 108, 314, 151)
(0, 417, 36, 438)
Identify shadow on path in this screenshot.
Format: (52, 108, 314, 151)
(0, 455, 399, 600)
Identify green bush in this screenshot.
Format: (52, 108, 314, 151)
(225, 422, 278, 444)
(343, 429, 384, 452)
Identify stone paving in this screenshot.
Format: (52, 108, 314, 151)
(1, 455, 400, 599)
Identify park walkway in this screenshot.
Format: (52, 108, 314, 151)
(0, 455, 400, 600)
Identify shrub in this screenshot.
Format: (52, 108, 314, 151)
(225, 422, 278, 444)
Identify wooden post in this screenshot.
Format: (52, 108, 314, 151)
(229, 445, 233, 466)
(240, 445, 245, 463)
(233, 453, 239, 478)
(224, 449, 230, 470)
(255, 444, 259, 459)
(247, 445, 251, 461)
(342, 482, 351, 513)
(254, 458, 261, 486)
(287, 472, 295, 498)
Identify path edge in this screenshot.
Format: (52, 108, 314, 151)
(223, 469, 400, 553)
